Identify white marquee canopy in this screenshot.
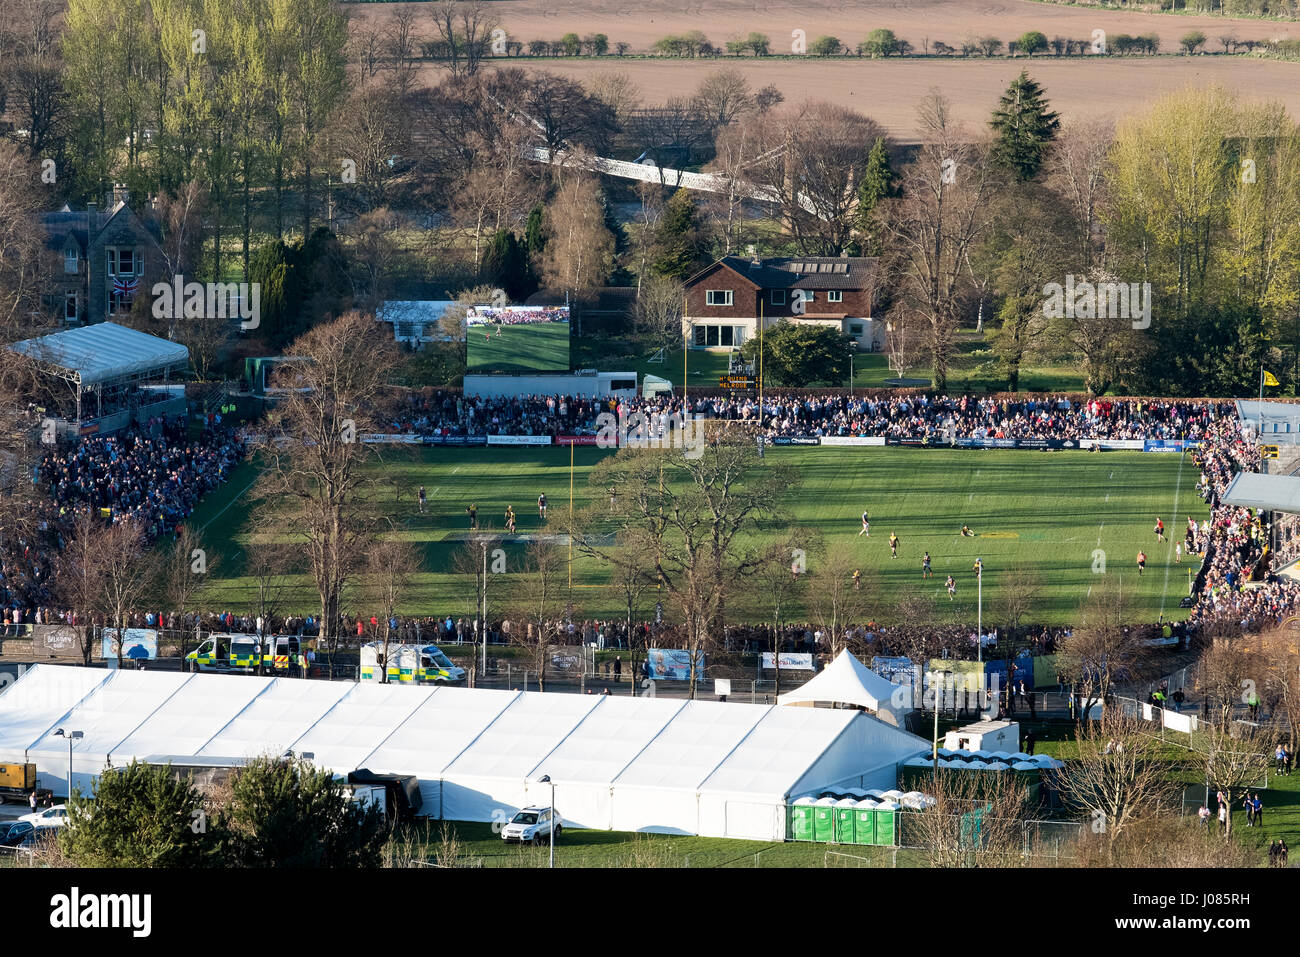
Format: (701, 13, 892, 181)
(0, 665, 929, 841)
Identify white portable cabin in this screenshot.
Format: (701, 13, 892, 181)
(943, 719, 1020, 754)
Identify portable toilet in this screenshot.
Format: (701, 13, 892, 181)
(853, 800, 878, 845)
(813, 797, 837, 842)
(874, 801, 900, 846)
(790, 797, 817, 842)
(834, 798, 857, 844)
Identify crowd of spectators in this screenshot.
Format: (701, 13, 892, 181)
(39, 418, 244, 539)
(1185, 420, 1300, 634)
(385, 389, 1235, 443)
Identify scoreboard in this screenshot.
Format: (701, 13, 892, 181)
(719, 375, 756, 391)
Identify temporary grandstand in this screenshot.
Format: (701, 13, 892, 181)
(0, 665, 930, 842)
(7, 321, 189, 438)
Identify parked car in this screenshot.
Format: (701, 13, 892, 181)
(0, 820, 35, 847)
(19, 804, 68, 829)
(500, 806, 561, 845)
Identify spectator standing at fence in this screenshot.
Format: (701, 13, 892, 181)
(1199, 805, 1211, 830)
(1172, 688, 1184, 712)
(1244, 794, 1255, 827)
(1248, 689, 1260, 720)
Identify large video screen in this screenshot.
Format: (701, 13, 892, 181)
(466, 305, 571, 372)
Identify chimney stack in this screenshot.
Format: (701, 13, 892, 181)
(86, 201, 98, 234)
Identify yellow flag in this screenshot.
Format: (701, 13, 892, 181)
(1264, 370, 1280, 387)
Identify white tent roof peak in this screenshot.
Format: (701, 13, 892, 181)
(776, 650, 911, 723)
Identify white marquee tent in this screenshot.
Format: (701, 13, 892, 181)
(776, 650, 913, 726)
(0, 665, 929, 841)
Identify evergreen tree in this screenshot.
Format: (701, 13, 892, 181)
(524, 204, 546, 285)
(59, 761, 213, 868)
(652, 189, 701, 280)
(219, 756, 386, 868)
(738, 320, 853, 386)
(854, 137, 897, 255)
(480, 229, 531, 300)
(989, 71, 1061, 182)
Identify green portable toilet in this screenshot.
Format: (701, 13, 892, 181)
(833, 799, 857, 844)
(853, 800, 877, 845)
(790, 797, 816, 842)
(813, 797, 836, 843)
(874, 801, 899, 846)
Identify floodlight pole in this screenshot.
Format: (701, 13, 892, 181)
(54, 728, 82, 801)
(977, 568, 983, 664)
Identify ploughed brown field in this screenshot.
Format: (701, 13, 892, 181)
(352, 0, 1300, 139)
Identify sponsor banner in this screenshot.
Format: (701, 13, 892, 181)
(486, 434, 553, 446)
(422, 434, 488, 447)
(760, 652, 816, 671)
(360, 434, 423, 444)
(645, 648, 706, 681)
(1143, 439, 1200, 453)
(1080, 439, 1145, 451)
(770, 436, 821, 446)
(556, 435, 599, 446)
(819, 436, 886, 447)
(33, 625, 80, 657)
(100, 628, 158, 660)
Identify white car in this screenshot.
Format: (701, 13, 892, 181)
(19, 804, 68, 829)
(501, 806, 561, 845)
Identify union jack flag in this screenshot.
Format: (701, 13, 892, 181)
(112, 276, 139, 296)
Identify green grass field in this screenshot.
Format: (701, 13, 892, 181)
(188, 445, 1205, 626)
(467, 321, 570, 372)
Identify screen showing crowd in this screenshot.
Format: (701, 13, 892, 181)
(467, 305, 571, 373)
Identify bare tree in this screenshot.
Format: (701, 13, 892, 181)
(885, 89, 998, 390)
(1056, 579, 1150, 719)
(579, 432, 799, 698)
(251, 311, 400, 677)
(0, 141, 48, 337)
(633, 273, 685, 354)
(910, 767, 1028, 868)
(743, 102, 888, 255)
(1196, 637, 1261, 725)
(587, 72, 642, 124)
(751, 532, 817, 694)
(539, 174, 616, 293)
(884, 310, 925, 381)
(1202, 722, 1271, 838)
(808, 541, 869, 656)
(1051, 711, 1179, 852)
(507, 541, 568, 691)
(993, 561, 1044, 636)
(53, 513, 111, 666)
(426, 1, 500, 78)
(365, 539, 420, 683)
(1045, 119, 1113, 271)
(693, 68, 753, 131)
(242, 521, 296, 674)
(156, 524, 213, 661)
(94, 520, 158, 668)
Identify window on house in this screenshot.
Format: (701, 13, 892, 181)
(720, 326, 734, 347)
(65, 293, 78, 321)
(849, 323, 864, 337)
(828, 290, 843, 303)
(770, 290, 786, 305)
(705, 289, 733, 306)
(694, 325, 706, 346)
(706, 325, 719, 346)
(107, 247, 138, 276)
(64, 248, 78, 274)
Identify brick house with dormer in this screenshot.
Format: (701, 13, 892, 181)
(41, 190, 165, 326)
(682, 255, 883, 352)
